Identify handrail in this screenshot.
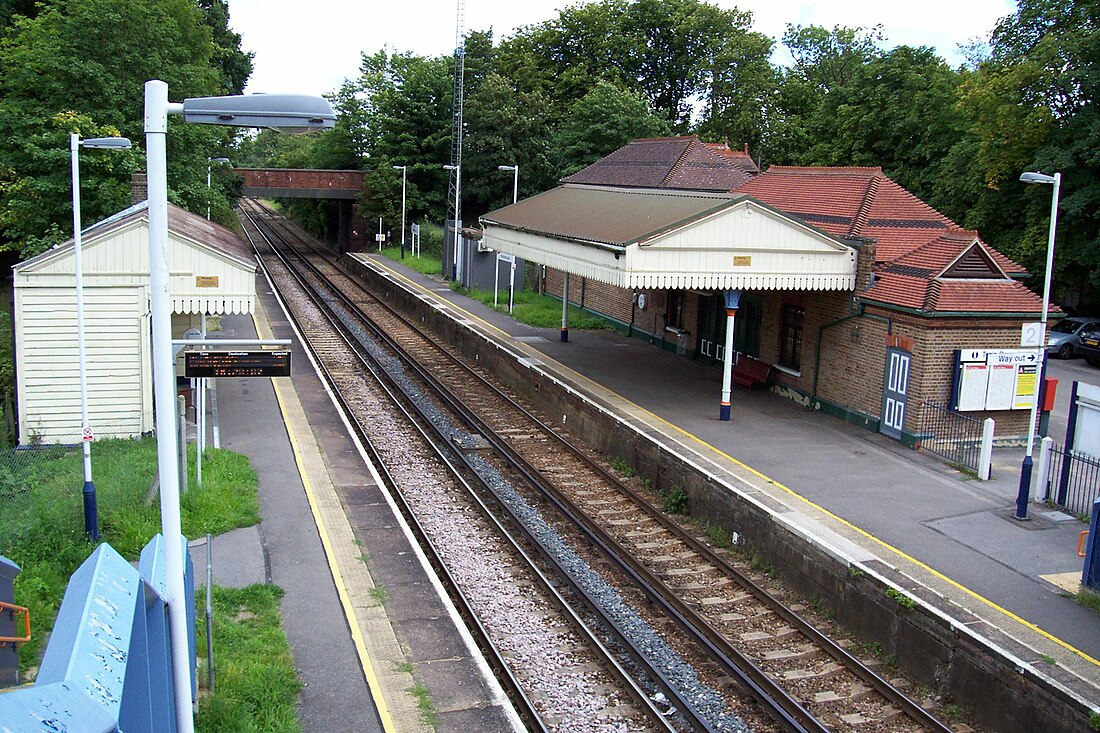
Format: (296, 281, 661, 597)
(0, 600, 31, 644)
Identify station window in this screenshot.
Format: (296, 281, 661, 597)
(779, 304, 804, 371)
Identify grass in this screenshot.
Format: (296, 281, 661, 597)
(196, 584, 302, 733)
(378, 246, 444, 277)
(1076, 587, 1100, 614)
(0, 437, 260, 675)
(458, 285, 613, 330)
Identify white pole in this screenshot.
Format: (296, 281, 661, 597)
(1036, 436, 1054, 500)
(197, 315, 206, 488)
(978, 417, 995, 481)
(509, 260, 515, 313)
(493, 256, 499, 307)
(206, 162, 212, 221)
(70, 134, 99, 541)
(720, 307, 736, 421)
(512, 164, 518, 204)
(145, 79, 195, 733)
(400, 166, 406, 251)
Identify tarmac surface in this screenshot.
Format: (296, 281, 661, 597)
(194, 251, 1100, 731)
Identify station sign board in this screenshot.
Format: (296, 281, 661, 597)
(184, 350, 291, 378)
(953, 348, 1039, 412)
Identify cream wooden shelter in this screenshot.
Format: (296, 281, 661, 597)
(13, 201, 256, 444)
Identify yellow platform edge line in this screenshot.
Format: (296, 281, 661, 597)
(365, 255, 1100, 670)
(253, 311, 399, 733)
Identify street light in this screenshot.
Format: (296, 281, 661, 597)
(206, 156, 230, 220)
(145, 79, 333, 733)
(1015, 170, 1061, 520)
(498, 164, 519, 204)
(443, 164, 461, 280)
(392, 165, 406, 258)
(70, 133, 131, 541)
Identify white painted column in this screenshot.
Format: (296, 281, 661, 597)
(720, 307, 737, 421)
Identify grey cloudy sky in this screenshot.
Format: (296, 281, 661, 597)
(229, 0, 1016, 96)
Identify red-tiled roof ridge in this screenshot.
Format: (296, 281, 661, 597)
(763, 165, 884, 175)
(630, 135, 701, 143)
(851, 172, 881, 237)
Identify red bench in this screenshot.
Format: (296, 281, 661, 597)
(731, 356, 773, 388)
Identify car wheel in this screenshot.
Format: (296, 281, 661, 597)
(1058, 342, 1074, 359)
(1088, 356, 1100, 367)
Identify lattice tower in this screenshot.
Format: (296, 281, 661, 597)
(447, 0, 465, 232)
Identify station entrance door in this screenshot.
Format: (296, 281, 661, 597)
(696, 291, 761, 365)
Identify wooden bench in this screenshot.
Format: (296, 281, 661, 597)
(730, 356, 773, 388)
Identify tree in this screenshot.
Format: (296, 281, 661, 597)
(554, 81, 669, 175)
(0, 0, 246, 256)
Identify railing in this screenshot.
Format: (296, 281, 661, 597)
(0, 600, 30, 644)
(1042, 443, 1100, 518)
(918, 400, 985, 472)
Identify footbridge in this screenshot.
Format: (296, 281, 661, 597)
(236, 168, 366, 252)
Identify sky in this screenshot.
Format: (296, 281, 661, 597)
(229, 0, 1017, 97)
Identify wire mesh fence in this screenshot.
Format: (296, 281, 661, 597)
(918, 400, 985, 472)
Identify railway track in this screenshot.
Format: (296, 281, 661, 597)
(239, 198, 965, 733)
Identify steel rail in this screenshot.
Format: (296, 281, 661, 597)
(241, 203, 679, 732)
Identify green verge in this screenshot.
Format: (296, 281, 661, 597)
(0, 437, 259, 674)
(456, 285, 613, 330)
(196, 584, 302, 733)
(378, 246, 443, 277)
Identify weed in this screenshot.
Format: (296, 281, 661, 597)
(939, 703, 961, 721)
(640, 476, 652, 490)
(705, 524, 733, 549)
(409, 682, 438, 727)
(610, 456, 635, 477)
(359, 552, 371, 564)
(352, 538, 363, 546)
(662, 485, 688, 514)
(847, 566, 864, 580)
(749, 553, 778, 579)
(1039, 654, 1058, 666)
(395, 661, 416, 674)
(852, 640, 883, 658)
(1076, 588, 1100, 614)
(810, 595, 833, 619)
(1089, 710, 1100, 730)
(369, 585, 390, 605)
(886, 587, 917, 610)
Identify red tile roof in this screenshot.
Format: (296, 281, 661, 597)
(562, 136, 758, 191)
(735, 167, 1039, 315)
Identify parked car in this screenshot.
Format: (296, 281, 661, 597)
(1047, 316, 1100, 358)
(1079, 326, 1100, 367)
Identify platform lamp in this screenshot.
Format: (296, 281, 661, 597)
(393, 165, 406, 257)
(70, 133, 131, 541)
(443, 163, 461, 280)
(497, 164, 518, 204)
(1015, 170, 1061, 521)
(206, 156, 230, 220)
(145, 80, 333, 733)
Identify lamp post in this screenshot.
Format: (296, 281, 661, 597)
(145, 80, 333, 733)
(206, 156, 230, 220)
(443, 163, 461, 280)
(498, 164, 519, 204)
(1015, 170, 1061, 520)
(70, 133, 131, 541)
(392, 165, 406, 258)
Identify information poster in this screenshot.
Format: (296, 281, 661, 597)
(957, 363, 989, 411)
(986, 363, 1017, 410)
(1013, 364, 1038, 410)
(955, 348, 1040, 411)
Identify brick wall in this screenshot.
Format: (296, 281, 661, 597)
(542, 265, 1033, 440)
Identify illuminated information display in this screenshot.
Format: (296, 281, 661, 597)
(184, 350, 291, 378)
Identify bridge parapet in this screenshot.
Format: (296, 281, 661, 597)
(237, 168, 364, 200)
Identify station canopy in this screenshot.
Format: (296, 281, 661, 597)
(480, 185, 858, 291)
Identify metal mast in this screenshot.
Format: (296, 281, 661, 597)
(447, 0, 465, 279)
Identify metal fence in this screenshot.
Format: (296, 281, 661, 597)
(1042, 444, 1100, 518)
(918, 400, 985, 472)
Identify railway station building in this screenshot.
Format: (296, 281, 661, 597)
(481, 136, 1047, 445)
(12, 201, 257, 444)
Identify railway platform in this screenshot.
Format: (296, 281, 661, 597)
(348, 253, 1100, 703)
(194, 287, 521, 732)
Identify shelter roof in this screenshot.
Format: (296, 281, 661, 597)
(562, 136, 758, 192)
(483, 184, 739, 248)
